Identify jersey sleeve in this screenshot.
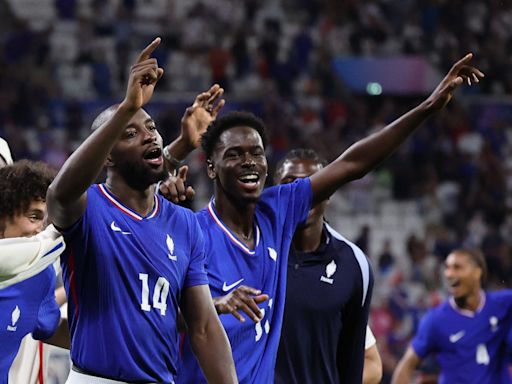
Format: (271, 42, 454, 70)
(183, 215, 209, 288)
(365, 326, 376, 349)
(32, 269, 60, 340)
(411, 310, 436, 358)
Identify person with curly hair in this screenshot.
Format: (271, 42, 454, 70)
(0, 160, 69, 384)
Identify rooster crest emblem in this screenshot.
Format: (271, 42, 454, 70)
(320, 260, 337, 284)
(167, 235, 177, 261)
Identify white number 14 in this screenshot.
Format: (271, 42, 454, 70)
(139, 273, 170, 316)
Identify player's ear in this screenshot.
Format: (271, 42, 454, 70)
(206, 159, 216, 179)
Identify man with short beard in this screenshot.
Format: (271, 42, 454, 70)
(46, 38, 236, 384)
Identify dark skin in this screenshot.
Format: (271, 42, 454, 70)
(47, 38, 237, 384)
(275, 157, 382, 384)
(162, 53, 484, 324)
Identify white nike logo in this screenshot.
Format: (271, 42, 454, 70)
(449, 330, 465, 343)
(222, 278, 244, 292)
(168, 254, 177, 261)
(110, 221, 131, 235)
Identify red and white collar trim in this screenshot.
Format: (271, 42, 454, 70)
(449, 290, 486, 317)
(98, 184, 159, 221)
(207, 199, 260, 255)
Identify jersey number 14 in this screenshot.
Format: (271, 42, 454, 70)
(139, 273, 170, 315)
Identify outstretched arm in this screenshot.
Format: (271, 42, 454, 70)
(47, 38, 164, 229)
(391, 346, 422, 384)
(310, 53, 484, 205)
(181, 285, 238, 384)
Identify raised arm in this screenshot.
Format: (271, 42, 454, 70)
(310, 53, 484, 205)
(47, 38, 164, 229)
(181, 284, 238, 384)
(391, 346, 422, 384)
(162, 84, 225, 173)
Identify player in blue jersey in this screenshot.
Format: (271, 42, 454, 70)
(46, 38, 237, 384)
(392, 249, 512, 384)
(273, 149, 376, 384)
(161, 54, 484, 383)
(0, 160, 68, 384)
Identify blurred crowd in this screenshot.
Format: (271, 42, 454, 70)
(1, 0, 512, 381)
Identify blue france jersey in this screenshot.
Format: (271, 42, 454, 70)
(0, 266, 59, 384)
(412, 290, 512, 384)
(178, 178, 312, 384)
(60, 184, 208, 383)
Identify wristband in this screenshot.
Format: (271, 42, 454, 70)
(163, 146, 183, 170)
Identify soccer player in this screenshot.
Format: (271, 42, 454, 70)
(163, 54, 483, 383)
(0, 160, 67, 383)
(273, 148, 373, 384)
(46, 38, 236, 383)
(392, 249, 512, 384)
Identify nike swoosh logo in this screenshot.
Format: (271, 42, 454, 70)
(222, 278, 244, 292)
(110, 221, 131, 235)
(449, 330, 465, 343)
(168, 254, 177, 261)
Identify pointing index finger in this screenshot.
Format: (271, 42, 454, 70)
(137, 37, 161, 63)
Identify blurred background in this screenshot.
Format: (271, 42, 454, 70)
(1, 0, 512, 382)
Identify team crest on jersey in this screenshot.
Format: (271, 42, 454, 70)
(7, 305, 20, 331)
(320, 260, 337, 284)
(489, 316, 498, 332)
(167, 234, 177, 261)
(268, 247, 277, 261)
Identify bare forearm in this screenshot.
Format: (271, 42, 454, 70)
(189, 318, 237, 384)
(312, 100, 434, 204)
(341, 100, 433, 173)
(391, 360, 416, 384)
(49, 103, 135, 204)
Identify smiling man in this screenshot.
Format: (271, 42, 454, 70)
(46, 38, 236, 384)
(164, 54, 485, 383)
(392, 249, 512, 384)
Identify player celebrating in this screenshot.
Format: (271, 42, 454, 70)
(162, 54, 483, 383)
(46, 38, 237, 384)
(392, 249, 512, 384)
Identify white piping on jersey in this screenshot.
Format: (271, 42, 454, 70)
(449, 290, 486, 317)
(98, 184, 159, 221)
(325, 223, 370, 307)
(207, 199, 260, 255)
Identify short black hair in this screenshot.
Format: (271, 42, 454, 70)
(451, 248, 488, 285)
(201, 111, 268, 159)
(275, 148, 328, 174)
(0, 160, 55, 222)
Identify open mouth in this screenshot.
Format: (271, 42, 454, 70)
(143, 147, 163, 166)
(238, 173, 260, 187)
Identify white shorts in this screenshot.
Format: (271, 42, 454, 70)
(66, 368, 162, 384)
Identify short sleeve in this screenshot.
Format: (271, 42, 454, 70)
(365, 326, 376, 349)
(411, 310, 436, 358)
(32, 271, 60, 340)
(184, 216, 209, 288)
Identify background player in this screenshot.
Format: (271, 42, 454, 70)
(163, 53, 483, 383)
(273, 148, 374, 383)
(46, 38, 236, 383)
(392, 249, 512, 384)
